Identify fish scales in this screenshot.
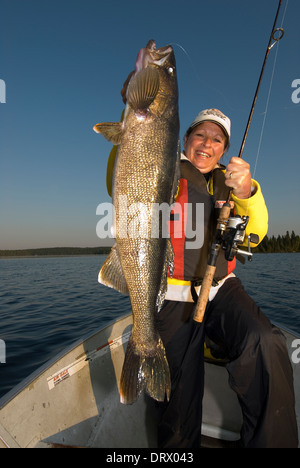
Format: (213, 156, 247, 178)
(94, 40, 180, 404)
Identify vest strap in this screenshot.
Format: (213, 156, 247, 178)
(165, 273, 236, 303)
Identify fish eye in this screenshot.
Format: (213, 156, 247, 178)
(167, 66, 175, 75)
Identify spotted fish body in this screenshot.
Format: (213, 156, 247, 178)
(94, 41, 180, 404)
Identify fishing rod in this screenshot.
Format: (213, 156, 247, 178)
(193, 0, 285, 323)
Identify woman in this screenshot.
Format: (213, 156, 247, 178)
(157, 109, 298, 448)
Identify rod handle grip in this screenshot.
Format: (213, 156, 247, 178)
(193, 264, 216, 323)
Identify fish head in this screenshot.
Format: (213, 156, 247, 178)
(127, 40, 178, 116)
(93, 40, 178, 143)
(135, 40, 175, 73)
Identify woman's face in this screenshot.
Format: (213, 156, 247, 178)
(184, 121, 227, 173)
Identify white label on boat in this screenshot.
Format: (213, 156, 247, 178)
(46, 331, 131, 390)
(47, 356, 87, 390)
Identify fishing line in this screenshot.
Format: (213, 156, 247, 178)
(245, 0, 289, 216)
(170, 42, 238, 112)
(250, 41, 280, 182)
(170, 42, 196, 72)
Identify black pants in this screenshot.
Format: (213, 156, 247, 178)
(157, 277, 298, 448)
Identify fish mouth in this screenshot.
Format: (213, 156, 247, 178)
(135, 40, 174, 73)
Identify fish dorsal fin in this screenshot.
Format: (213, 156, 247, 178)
(93, 122, 123, 145)
(126, 67, 160, 111)
(98, 244, 128, 295)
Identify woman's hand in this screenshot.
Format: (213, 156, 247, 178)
(225, 157, 252, 199)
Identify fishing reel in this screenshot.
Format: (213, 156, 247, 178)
(222, 215, 259, 263)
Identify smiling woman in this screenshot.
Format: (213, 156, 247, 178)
(183, 108, 230, 173)
(183, 109, 252, 199)
(184, 121, 227, 173)
(156, 105, 298, 448)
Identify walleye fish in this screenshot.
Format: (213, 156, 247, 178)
(93, 40, 180, 404)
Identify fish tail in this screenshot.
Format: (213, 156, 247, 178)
(120, 335, 171, 405)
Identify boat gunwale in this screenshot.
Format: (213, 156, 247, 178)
(0, 314, 299, 415)
(0, 312, 132, 409)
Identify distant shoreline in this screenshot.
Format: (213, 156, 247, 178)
(0, 249, 299, 260)
(1, 230, 300, 257)
(0, 247, 111, 258)
(0, 254, 109, 260)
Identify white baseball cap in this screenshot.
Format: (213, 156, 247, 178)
(187, 108, 231, 141)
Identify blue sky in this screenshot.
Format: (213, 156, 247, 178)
(1, 0, 299, 249)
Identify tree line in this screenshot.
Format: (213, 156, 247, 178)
(0, 231, 299, 257)
(0, 246, 111, 257)
(253, 231, 300, 253)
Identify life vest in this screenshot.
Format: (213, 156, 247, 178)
(169, 158, 236, 284)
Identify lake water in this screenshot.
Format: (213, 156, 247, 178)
(0, 253, 299, 399)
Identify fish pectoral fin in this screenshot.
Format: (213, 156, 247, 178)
(126, 67, 160, 111)
(98, 244, 128, 294)
(93, 122, 123, 145)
